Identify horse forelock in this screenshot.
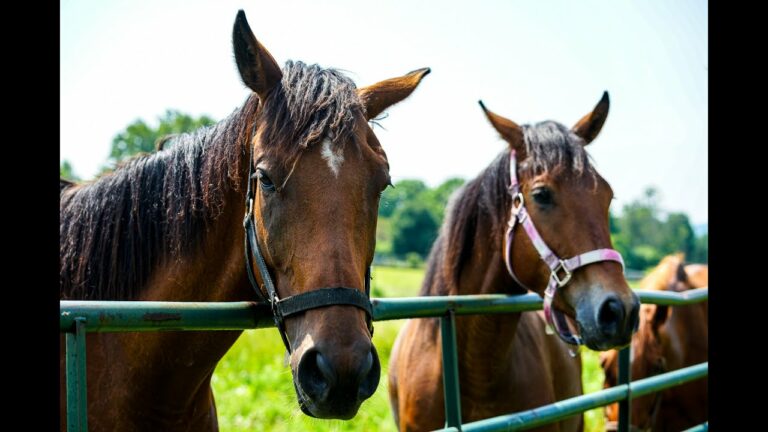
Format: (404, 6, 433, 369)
(257, 60, 365, 171)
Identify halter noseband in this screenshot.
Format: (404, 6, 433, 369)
(242, 156, 374, 354)
(503, 149, 624, 345)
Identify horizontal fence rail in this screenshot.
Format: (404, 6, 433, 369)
(60, 287, 708, 432)
(441, 363, 708, 432)
(60, 287, 709, 331)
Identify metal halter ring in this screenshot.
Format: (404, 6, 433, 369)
(551, 260, 573, 287)
(512, 192, 525, 216)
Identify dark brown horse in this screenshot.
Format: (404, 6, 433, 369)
(601, 254, 708, 431)
(388, 93, 640, 431)
(59, 10, 429, 430)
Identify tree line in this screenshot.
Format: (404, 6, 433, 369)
(61, 111, 707, 270)
(376, 180, 706, 270)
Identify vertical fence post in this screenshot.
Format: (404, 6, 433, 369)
(66, 317, 88, 432)
(441, 310, 462, 430)
(617, 346, 631, 432)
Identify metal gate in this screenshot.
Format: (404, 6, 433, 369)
(61, 287, 708, 432)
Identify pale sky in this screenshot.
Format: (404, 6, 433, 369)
(61, 0, 707, 225)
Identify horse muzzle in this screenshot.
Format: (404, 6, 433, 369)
(577, 290, 640, 351)
(294, 342, 380, 419)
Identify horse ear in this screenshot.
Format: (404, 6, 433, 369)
(650, 304, 670, 332)
(232, 10, 283, 101)
(478, 101, 525, 156)
(572, 91, 610, 145)
(676, 262, 689, 284)
(357, 68, 431, 120)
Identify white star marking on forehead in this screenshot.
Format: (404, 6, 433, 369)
(320, 138, 344, 177)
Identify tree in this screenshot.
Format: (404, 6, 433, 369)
(611, 186, 703, 270)
(608, 209, 620, 234)
(391, 200, 439, 258)
(60, 160, 79, 181)
(690, 234, 708, 263)
(661, 213, 695, 258)
(378, 177, 465, 260)
(424, 177, 465, 225)
(613, 187, 665, 269)
(379, 179, 428, 218)
(107, 110, 216, 165)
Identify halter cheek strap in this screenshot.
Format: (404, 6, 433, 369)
(503, 150, 624, 345)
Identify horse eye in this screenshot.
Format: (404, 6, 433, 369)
(532, 188, 553, 206)
(256, 169, 276, 193)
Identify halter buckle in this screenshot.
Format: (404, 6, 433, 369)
(512, 192, 528, 222)
(243, 198, 254, 224)
(512, 192, 524, 215)
(551, 260, 572, 287)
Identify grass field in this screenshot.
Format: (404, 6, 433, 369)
(211, 266, 614, 431)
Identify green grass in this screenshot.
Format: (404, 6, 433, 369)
(581, 347, 607, 432)
(211, 266, 610, 431)
(370, 266, 424, 298)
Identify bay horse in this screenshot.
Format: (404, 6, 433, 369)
(59, 10, 430, 430)
(388, 93, 640, 431)
(601, 254, 708, 431)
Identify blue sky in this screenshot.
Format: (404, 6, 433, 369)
(61, 0, 707, 224)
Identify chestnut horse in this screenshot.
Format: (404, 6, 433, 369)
(388, 93, 640, 431)
(601, 254, 708, 431)
(59, 10, 429, 431)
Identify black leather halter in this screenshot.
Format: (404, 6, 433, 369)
(242, 157, 374, 353)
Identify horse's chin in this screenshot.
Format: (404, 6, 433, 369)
(556, 309, 589, 348)
(554, 306, 627, 351)
(293, 380, 360, 420)
(577, 313, 631, 351)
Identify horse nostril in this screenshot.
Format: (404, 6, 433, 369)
(315, 352, 336, 386)
(358, 347, 381, 400)
(297, 344, 381, 411)
(297, 350, 334, 402)
(597, 296, 625, 334)
(356, 351, 374, 383)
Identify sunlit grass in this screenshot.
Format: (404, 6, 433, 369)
(581, 347, 607, 432)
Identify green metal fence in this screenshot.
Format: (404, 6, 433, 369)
(60, 287, 708, 432)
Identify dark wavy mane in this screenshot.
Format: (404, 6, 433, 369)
(60, 60, 363, 300)
(421, 120, 595, 295)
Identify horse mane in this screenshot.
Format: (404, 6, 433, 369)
(60, 60, 363, 300)
(421, 121, 595, 295)
(639, 253, 686, 292)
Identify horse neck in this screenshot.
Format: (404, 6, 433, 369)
(451, 233, 524, 398)
(662, 302, 708, 369)
(138, 183, 253, 302)
(429, 166, 527, 395)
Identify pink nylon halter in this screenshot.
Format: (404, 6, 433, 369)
(503, 150, 624, 345)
